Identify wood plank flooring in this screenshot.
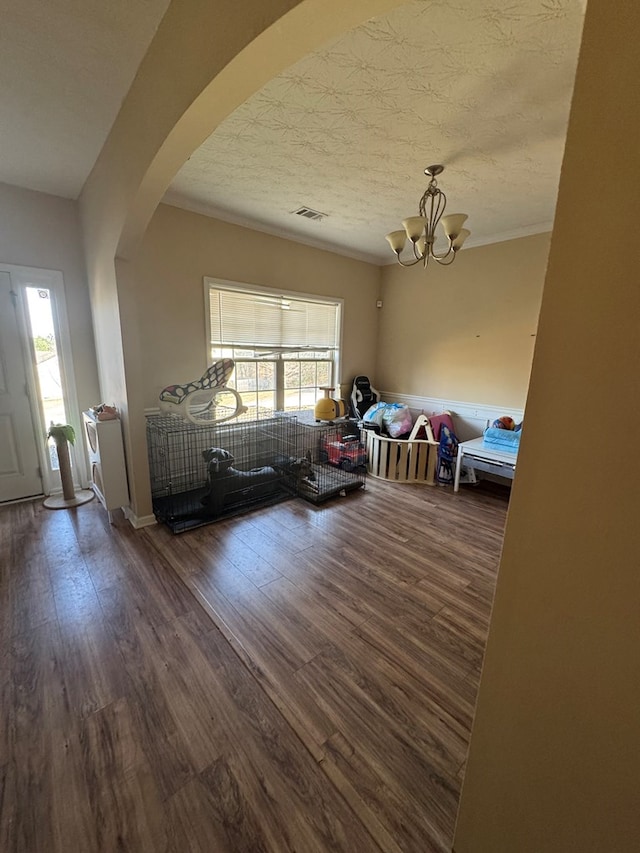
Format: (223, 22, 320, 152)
(0, 476, 508, 852)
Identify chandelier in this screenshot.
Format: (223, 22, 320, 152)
(385, 165, 470, 267)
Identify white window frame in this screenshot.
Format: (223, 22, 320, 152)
(203, 277, 343, 416)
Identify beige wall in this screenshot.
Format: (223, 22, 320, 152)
(378, 233, 549, 408)
(454, 0, 640, 849)
(0, 182, 99, 415)
(16, 0, 639, 842)
(78, 0, 403, 520)
(134, 204, 381, 408)
(79, 0, 401, 403)
(125, 203, 380, 516)
(108, 203, 547, 519)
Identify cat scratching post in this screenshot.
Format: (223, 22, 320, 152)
(43, 424, 94, 510)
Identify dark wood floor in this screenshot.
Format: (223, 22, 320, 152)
(0, 476, 508, 852)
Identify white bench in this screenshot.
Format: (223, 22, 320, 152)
(454, 436, 517, 492)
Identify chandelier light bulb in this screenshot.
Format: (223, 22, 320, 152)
(402, 216, 426, 242)
(385, 230, 408, 254)
(440, 213, 468, 240)
(452, 228, 471, 251)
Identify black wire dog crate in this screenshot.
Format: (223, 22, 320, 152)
(288, 412, 367, 504)
(147, 413, 299, 532)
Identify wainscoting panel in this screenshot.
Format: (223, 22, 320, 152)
(380, 391, 525, 441)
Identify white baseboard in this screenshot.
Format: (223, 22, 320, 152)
(380, 391, 525, 442)
(123, 506, 157, 528)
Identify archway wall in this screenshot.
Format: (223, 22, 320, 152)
(78, 0, 404, 518)
(454, 0, 640, 848)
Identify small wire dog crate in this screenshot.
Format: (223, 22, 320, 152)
(288, 412, 367, 504)
(147, 413, 298, 532)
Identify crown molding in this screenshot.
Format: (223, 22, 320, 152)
(164, 194, 553, 267)
(161, 196, 380, 265)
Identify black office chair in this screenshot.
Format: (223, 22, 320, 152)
(350, 376, 380, 420)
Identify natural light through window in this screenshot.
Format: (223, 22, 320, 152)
(26, 287, 67, 470)
(206, 281, 341, 417)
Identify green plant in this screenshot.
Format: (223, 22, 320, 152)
(47, 423, 75, 445)
(34, 334, 55, 354)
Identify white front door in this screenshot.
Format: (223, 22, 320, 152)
(0, 271, 43, 501)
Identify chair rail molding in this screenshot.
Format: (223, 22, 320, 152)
(380, 391, 525, 441)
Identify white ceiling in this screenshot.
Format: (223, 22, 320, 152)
(0, 0, 585, 264)
(166, 0, 586, 263)
(0, 0, 170, 198)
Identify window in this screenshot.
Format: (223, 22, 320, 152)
(206, 280, 342, 417)
(25, 287, 68, 471)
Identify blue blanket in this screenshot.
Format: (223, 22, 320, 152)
(483, 427, 520, 453)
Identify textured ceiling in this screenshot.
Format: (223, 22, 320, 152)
(0, 0, 585, 261)
(0, 0, 170, 198)
(165, 0, 586, 264)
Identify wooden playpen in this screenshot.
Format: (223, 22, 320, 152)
(364, 414, 439, 484)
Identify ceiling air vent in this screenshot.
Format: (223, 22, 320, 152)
(292, 206, 326, 222)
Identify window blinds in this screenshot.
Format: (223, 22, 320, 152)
(208, 286, 340, 351)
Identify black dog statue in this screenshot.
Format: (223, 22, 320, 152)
(201, 447, 281, 515)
